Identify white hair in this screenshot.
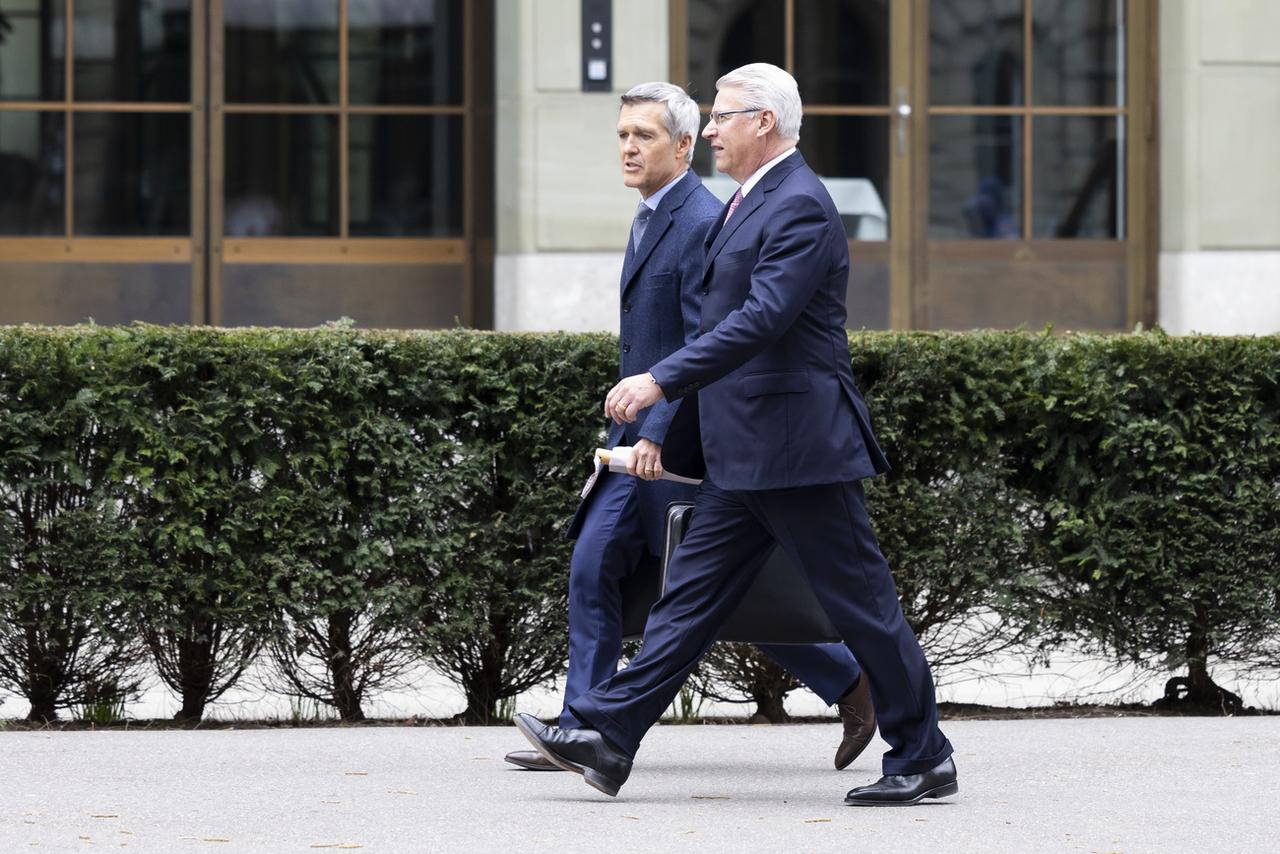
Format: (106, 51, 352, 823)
(715, 62, 802, 142)
(620, 82, 701, 164)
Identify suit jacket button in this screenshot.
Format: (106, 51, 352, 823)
(623, 303, 631, 313)
(623, 343, 631, 353)
(701, 287, 709, 295)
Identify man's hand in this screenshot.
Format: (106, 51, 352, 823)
(627, 439, 664, 481)
(604, 372, 663, 424)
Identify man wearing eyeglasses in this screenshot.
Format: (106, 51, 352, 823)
(516, 64, 956, 806)
(503, 81, 876, 775)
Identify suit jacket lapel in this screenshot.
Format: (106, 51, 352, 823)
(701, 152, 808, 279)
(702, 190, 764, 264)
(702, 194, 736, 253)
(621, 170, 696, 293)
(622, 208, 671, 289)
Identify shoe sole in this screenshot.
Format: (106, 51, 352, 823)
(512, 715, 621, 797)
(504, 756, 564, 772)
(843, 781, 958, 807)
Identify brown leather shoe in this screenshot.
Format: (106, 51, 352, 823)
(834, 676, 877, 770)
(504, 749, 563, 771)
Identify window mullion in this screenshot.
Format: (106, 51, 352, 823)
(785, 0, 794, 75)
(1022, 0, 1033, 239)
(340, 0, 350, 239)
(64, 0, 73, 236)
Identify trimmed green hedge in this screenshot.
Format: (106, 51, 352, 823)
(2, 326, 1278, 720)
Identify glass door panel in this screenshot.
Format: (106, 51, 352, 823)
(1031, 114, 1123, 239)
(0, 110, 64, 234)
(685, 0, 784, 102)
(680, 0, 897, 330)
(0, 0, 67, 100)
(1031, 0, 1120, 107)
(928, 114, 1023, 240)
(73, 111, 191, 235)
(928, 0, 1025, 106)
(72, 0, 192, 102)
(348, 0, 464, 105)
(223, 113, 340, 237)
(793, 0, 890, 106)
(223, 0, 340, 104)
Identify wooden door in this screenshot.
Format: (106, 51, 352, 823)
(671, 0, 1157, 331)
(910, 0, 1157, 330)
(0, 0, 493, 328)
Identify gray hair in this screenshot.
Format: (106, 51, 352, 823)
(620, 82, 701, 164)
(715, 62, 802, 141)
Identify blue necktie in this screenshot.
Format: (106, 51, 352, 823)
(628, 201, 653, 260)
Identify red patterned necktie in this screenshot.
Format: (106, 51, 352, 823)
(724, 188, 744, 223)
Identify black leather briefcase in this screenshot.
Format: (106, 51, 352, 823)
(619, 555, 662, 640)
(619, 501, 841, 644)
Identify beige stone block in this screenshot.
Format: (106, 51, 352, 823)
(1160, 1, 1199, 251)
(613, 0, 670, 90)
(1198, 71, 1280, 248)
(496, 99, 538, 253)
(535, 101, 636, 250)
(495, 252, 625, 331)
(1160, 0, 1199, 72)
(1200, 0, 1280, 64)
(533, 0, 668, 95)
(535, 0, 580, 91)
(496, 2, 535, 253)
(1160, 67, 1202, 252)
(1160, 251, 1280, 335)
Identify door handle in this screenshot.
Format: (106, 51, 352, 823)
(895, 87, 912, 156)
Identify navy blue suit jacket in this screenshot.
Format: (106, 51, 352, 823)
(650, 152, 890, 491)
(567, 170, 723, 552)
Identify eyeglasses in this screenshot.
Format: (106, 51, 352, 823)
(707, 108, 759, 125)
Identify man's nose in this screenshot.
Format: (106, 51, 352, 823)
(701, 124, 715, 139)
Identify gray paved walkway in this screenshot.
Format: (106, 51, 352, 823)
(2, 717, 1276, 853)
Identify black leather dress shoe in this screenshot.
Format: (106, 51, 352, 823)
(843, 756, 958, 806)
(834, 676, 877, 770)
(504, 749, 562, 771)
(513, 713, 633, 797)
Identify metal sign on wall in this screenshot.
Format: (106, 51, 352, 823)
(581, 0, 611, 92)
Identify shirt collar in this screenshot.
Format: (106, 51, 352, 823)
(739, 147, 797, 199)
(641, 169, 687, 211)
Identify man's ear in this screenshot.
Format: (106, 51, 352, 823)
(675, 132, 693, 161)
(756, 110, 776, 138)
